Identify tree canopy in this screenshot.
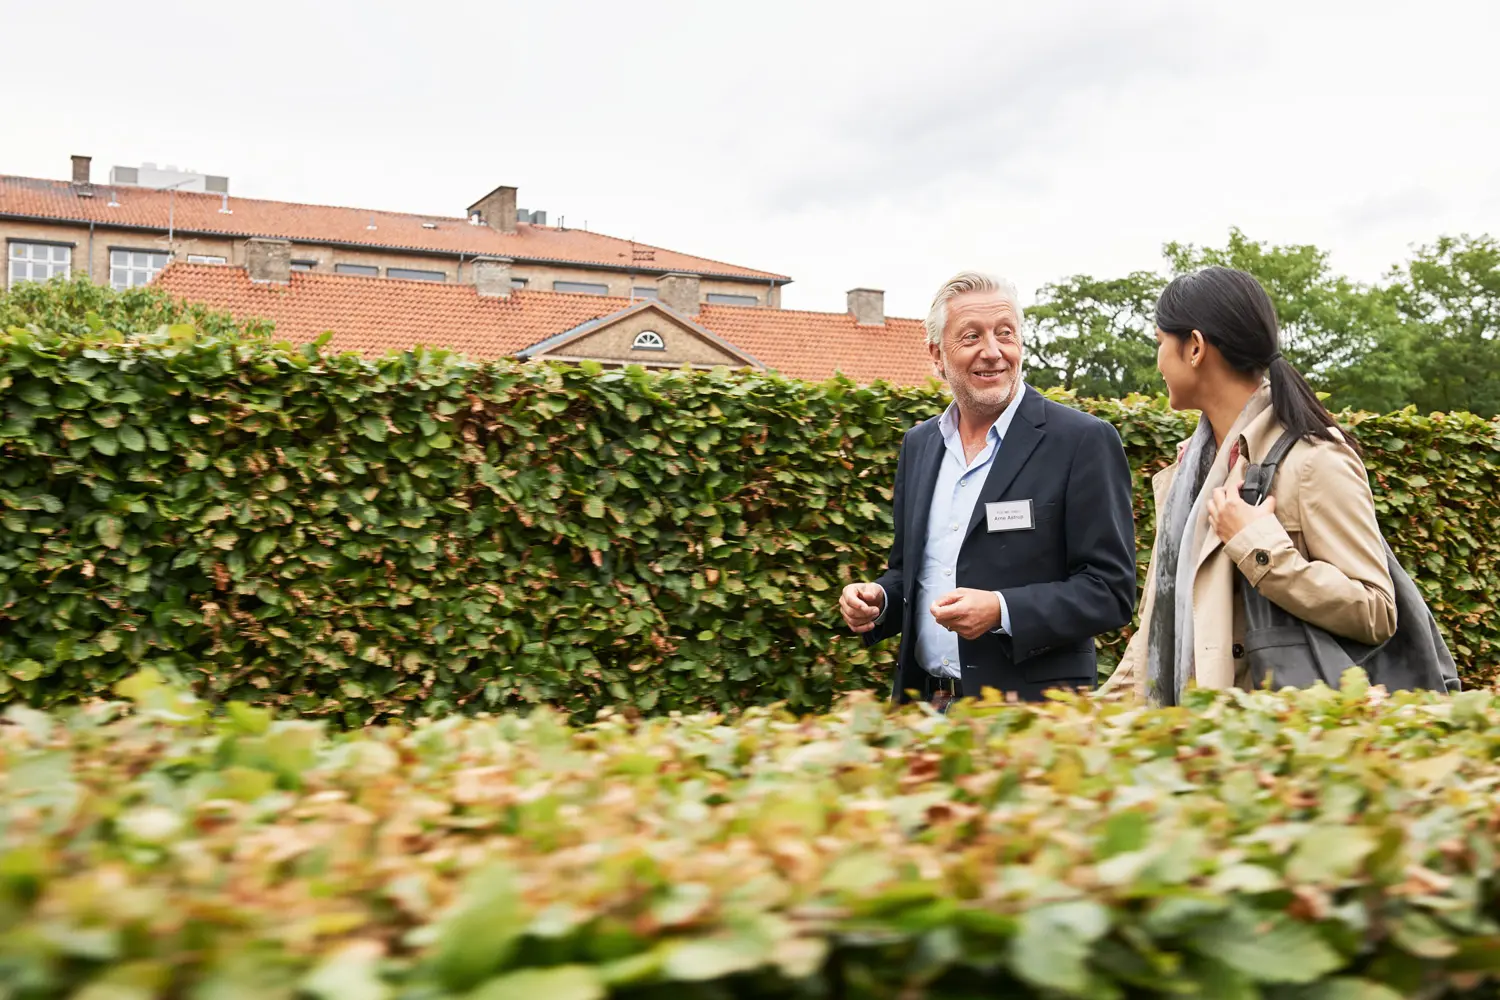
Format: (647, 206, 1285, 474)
(1024, 228, 1500, 417)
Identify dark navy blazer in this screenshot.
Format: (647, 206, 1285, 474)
(865, 388, 1137, 702)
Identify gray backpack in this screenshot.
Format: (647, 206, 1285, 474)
(1235, 431, 1460, 694)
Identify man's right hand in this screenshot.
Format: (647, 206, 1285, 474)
(839, 582, 886, 633)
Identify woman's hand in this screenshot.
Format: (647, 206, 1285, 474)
(1208, 467, 1278, 544)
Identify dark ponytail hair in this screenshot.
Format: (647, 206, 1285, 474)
(1155, 266, 1360, 457)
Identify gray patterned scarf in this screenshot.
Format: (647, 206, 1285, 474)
(1145, 391, 1271, 706)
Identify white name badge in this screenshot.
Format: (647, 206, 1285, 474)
(985, 500, 1034, 532)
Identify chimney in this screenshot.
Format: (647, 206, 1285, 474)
(657, 272, 701, 315)
(245, 238, 292, 284)
(472, 256, 514, 298)
(71, 155, 92, 185)
(467, 184, 518, 235)
(847, 288, 885, 326)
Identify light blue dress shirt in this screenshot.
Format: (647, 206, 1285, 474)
(878, 383, 1025, 679)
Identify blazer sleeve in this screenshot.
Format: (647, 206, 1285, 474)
(1224, 442, 1396, 645)
(864, 432, 910, 647)
(1001, 419, 1138, 658)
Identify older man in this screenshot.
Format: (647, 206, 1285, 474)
(839, 271, 1137, 706)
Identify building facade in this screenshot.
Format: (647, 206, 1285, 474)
(2, 155, 788, 307)
(4, 155, 936, 386)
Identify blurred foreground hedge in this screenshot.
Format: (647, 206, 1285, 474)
(1, 279, 1498, 722)
(3, 669, 1500, 997)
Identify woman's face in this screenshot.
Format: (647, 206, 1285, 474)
(1155, 327, 1199, 411)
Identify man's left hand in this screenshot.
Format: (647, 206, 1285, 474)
(930, 588, 1002, 640)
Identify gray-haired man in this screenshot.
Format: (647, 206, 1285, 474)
(839, 272, 1137, 706)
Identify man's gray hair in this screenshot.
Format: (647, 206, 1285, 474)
(923, 271, 1025, 346)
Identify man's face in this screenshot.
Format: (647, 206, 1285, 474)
(928, 290, 1024, 417)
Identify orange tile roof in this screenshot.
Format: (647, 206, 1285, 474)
(155, 263, 628, 359)
(695, 303, 936, 386)
(0, 174, 788, 282)
(153, 263, 938, 386)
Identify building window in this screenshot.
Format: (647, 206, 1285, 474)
(8, 242, 71, 287)
(335, 264, 379, 277)
(632, 286, 659, 299)
(110, 249, 169, 289)
(187, 254, 226, 265)
(388, 267, 446, 282)
(632, 330, 666, 351)
(511, 277, 528, 289)
(553, 280, 610, 296)
(706, 292, 759, 306)
(291, 260, 318, 272)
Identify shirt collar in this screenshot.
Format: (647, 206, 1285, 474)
(938, 381, 1026, 445)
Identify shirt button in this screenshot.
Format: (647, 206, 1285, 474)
(943, 569, 952, 577)
(942, 657, 950, 666)
(950, 523, 959, 532)
(960, 481, 967, 488)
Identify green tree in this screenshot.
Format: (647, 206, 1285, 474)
(1386, 234, 1500, 417)
(1025, 271, 1165, 398)
(1162, 228, 1417, 413)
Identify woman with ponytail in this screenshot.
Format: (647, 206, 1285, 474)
(1103, 266, 1396, 704)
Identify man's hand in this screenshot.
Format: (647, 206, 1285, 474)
(1208, 466, 1278, 544)
(839, 582, 886, 634)
(930, 588, 1002, 640)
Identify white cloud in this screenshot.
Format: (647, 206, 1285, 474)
(5, 0, 1497, 321)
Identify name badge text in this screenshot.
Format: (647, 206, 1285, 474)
(985, 500, 1034, 532)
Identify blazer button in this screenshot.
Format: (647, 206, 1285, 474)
(1232, 643, 1245, 659)
(1254, 551, 1270, 566)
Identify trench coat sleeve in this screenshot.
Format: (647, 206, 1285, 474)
(1224, 443, 1396, 645)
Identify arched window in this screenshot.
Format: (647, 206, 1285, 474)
(632, 330, 666, 351)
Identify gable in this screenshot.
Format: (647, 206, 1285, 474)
(529, 303, 760, 369)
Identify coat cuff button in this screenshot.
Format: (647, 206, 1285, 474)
(1254, 551, 1270, 566)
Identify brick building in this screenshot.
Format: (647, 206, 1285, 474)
(4, 156, 937, 385)
(2, 155, 788, 307)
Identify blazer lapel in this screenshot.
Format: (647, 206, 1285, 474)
(904, 421, 945, 595)
(965, 390, 1046, 539)
(1193, 388, 1279, 573)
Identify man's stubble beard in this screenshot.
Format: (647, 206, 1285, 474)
(947, 358, 1023, 422)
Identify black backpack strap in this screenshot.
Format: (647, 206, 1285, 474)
(1238, 431, 1300, 507)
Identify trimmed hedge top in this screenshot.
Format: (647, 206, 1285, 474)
(1, 279, 1498, 722)
(3, 669, 1500, 998)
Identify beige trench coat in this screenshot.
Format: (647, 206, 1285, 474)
(1103, 390, 1397, 699)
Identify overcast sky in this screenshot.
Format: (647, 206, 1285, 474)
(5, 0, 1497, 319)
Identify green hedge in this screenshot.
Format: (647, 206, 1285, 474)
(1, 280, 1497, 722)
(4, 668, 1500, 998)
